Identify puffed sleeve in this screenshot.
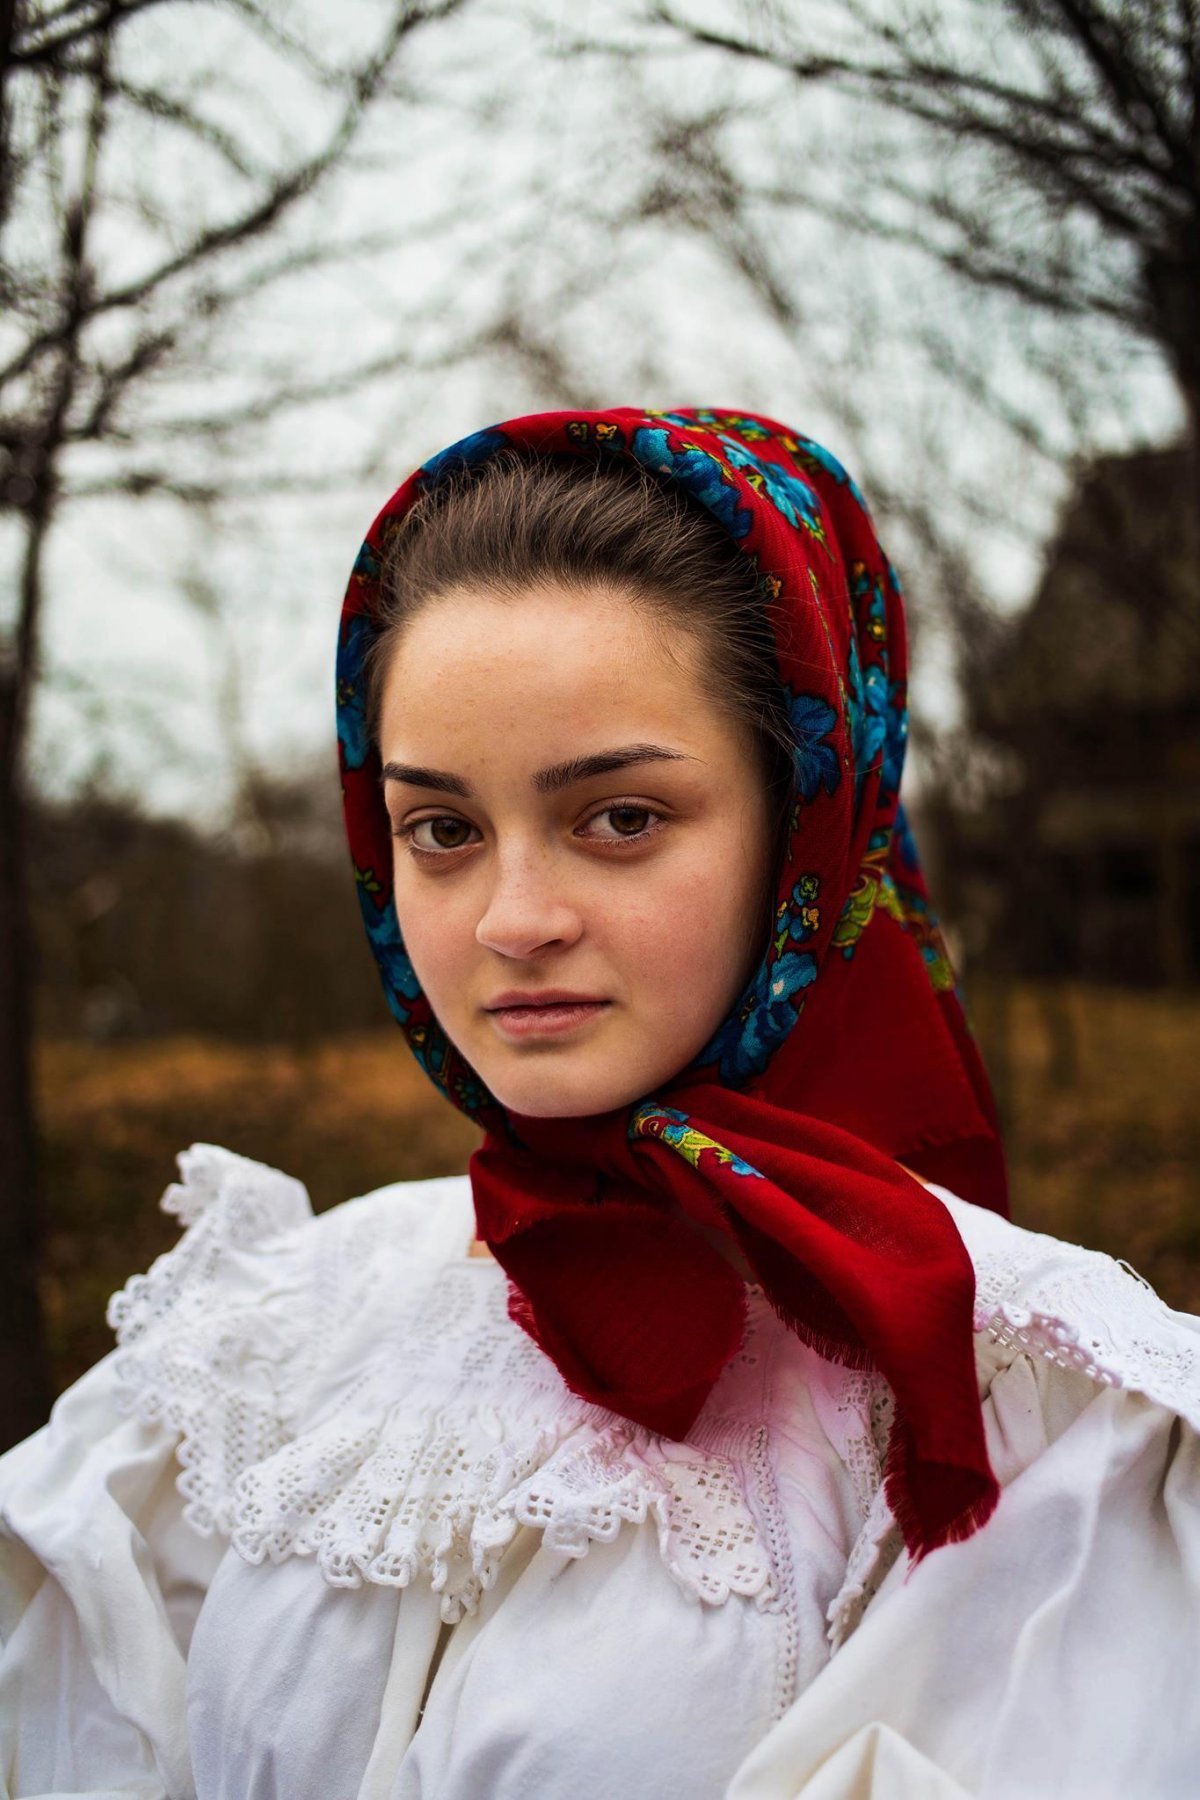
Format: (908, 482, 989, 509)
(727, 1200, 1200, 1799)
(0, 1143, 314, 1800)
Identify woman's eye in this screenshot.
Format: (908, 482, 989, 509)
(392, 803, 665, 859)
(582, 804, 664, 845)
(395, 816, 477, 853)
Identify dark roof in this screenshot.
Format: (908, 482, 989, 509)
(977, 442, 1200, 734)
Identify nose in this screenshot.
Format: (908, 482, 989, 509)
(474, 846, 584, 960)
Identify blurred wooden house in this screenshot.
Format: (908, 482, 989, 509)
(954, 442, 1200, 987)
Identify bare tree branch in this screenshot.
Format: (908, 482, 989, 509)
(637, 1, 1198, 433)
(1, 0, 469, 389)
(10, 0, 173, 68)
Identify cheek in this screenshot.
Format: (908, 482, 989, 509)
(616, 833, 763, 1013)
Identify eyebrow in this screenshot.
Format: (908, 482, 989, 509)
(380, 743, 697, 798)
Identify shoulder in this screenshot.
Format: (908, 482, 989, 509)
(823, 1180, 1200, 1656)
(107, 1139, 475, 1324)
(924, 1179, 1200, 1427)
(0, 1151, 475, 1787)
(97, 1144, 475, 1536)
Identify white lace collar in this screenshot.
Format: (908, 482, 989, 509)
(106, 1145, 884, 1633)
(106, 1144, 1200, 1641)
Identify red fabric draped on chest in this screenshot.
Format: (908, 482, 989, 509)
(335, 405, 1010, 1564)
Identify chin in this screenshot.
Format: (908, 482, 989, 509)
(477, 1060, 646, 1122)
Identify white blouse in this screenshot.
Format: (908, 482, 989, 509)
(1, 1142, 1199, 1799)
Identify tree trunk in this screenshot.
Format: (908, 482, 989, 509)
(0, 660, 53, 1449)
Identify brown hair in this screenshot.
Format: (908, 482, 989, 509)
(362, 446, 795, 915)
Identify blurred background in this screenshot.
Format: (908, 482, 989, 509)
(2, 0, 1197, 1447)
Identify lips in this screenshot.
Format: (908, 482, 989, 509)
(485, 991, 608, 1011)
(485, 995, 612, 1040)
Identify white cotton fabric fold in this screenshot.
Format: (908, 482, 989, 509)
(728, 1338, 1200, 1798)
(1, 1145, 1198, 1798)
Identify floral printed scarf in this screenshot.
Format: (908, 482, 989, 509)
(335, 407, 1009, 1563)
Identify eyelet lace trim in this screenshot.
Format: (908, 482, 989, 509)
(821, 1371, 904, 1652)
(105, 1143, 314, 1536)
(106, 1145, 790, 1625)
(826, 1368, 896, 1525)
(825, 1479, 905, 1653)
(230, 1403, 784, 1623)
(957, 1203, 1200, 1432)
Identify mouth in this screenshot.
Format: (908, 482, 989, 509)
(486, 999, 612, 1040)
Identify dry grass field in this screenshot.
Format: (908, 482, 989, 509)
(34, 980, 1200, 1399)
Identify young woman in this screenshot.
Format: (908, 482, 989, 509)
(2, 406, 1198, 1798)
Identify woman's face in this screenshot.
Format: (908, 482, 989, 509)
(378, 581, 774, 1119)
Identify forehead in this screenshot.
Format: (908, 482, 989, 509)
(378, 582, 729, 753)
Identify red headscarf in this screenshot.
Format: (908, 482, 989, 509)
(335, 407, 1009, 1563)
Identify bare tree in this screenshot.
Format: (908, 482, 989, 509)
(0, 0, 473, 1447)
(634, 0, 1197, 492)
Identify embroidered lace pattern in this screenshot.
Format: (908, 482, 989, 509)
(819, 1371, 903, 1652)
(105, 1143, 314, 1536)
(106, 1145, 804, 1628)
(948, 1194, 1200, 1432)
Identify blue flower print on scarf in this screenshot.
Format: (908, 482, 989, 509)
(844, 633, 886, 812)
(360, 899, 422, 1026)
(866, 573, 887, 645)
(786, 686, 842, 802)
(869, 663, 906, 805)
(336, 611, 375, 771)
(628, 1102, 763, 1177)
(698, 949, 818, 1084)
(419, 426, 512, 489)
(654, 409, 771, 443)
(630, 426, 754, 541)
(353, 542, 381, 583)
(789, 434, 871, 516)
(850, 562, 889, 649)
(893, 800, 920, 873)
(717, 437, 825, 541)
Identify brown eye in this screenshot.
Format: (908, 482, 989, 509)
(395, 816, 477, 853)
(581, 803, 666, 846)
(425, 819, 472, 849)
(609, 806, 652, 835)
